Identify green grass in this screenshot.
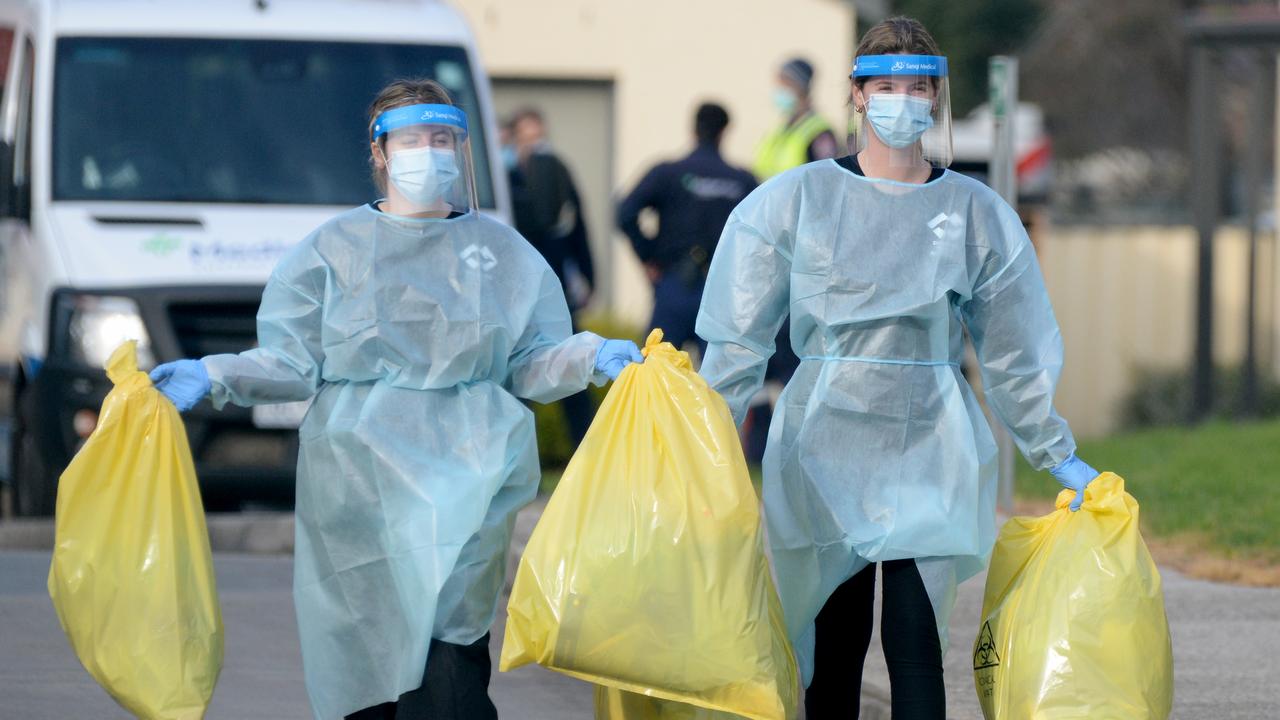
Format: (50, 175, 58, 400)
(540, 419, 1280, 558)
(1015, 419, 1280, 558)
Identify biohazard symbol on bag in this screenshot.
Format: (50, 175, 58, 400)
(972, 474, 1173, 719)
(973, 621, 1001, 671)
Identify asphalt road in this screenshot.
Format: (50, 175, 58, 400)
(0, 548, 594, 719)
(3, 503, 1279, 719)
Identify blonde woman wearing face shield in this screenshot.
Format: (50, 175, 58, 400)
(147, 79, 642, 719)
(695, 18, 1098, 718)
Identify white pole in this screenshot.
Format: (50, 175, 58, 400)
(990, 55, 1019, 515)
(1274, 27, 1280, 381)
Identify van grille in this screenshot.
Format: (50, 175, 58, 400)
(168, 301, 260, 357)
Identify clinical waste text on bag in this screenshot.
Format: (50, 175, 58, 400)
(973, 473, 1173, 719)
(48, 341, 224, 720)
(501, 330, 799, 720)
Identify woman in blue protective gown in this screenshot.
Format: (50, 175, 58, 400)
(695, 18, 1099, 718)
(147, 79, 642, 720)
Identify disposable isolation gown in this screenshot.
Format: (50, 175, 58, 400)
(696, 161, 1077, 684)
(203, 206, 604, 719)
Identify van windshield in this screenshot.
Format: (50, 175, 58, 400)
(53, 38, 495, 208)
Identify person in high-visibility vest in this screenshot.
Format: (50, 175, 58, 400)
(745, 59, 839, 464)
(753, 58, 839, 179)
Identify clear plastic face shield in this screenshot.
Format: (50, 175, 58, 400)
(373, 103, 478, 215)
(849, 54, 953, 167)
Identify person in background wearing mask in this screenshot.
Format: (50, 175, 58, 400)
(147, 79, 642, 720)
(755, 57, 839, 179)
(697, 18, 1098, 718)
(507, 107, 598, 448)
(616, 102, 756, 355)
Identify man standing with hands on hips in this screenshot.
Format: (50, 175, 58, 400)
(618, 102, 756, 355)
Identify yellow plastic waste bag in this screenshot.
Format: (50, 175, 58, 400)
(501, 330, 799, 720)
(48, 341, 224, 720)
(973, 473, 1173, 719)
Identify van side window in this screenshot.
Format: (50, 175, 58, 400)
(0, 28, 17, 217)
(14, 38, 33, 217)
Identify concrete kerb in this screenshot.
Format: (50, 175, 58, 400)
(0, 517, 54, 550)
(0, 513, 295, 554)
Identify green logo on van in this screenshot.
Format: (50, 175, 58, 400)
(141, 233, 183, 257)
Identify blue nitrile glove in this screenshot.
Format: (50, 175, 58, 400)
(1050, 454, 1100, 512)
(595, 339, 644, 380)
(149, 359, 212, 412)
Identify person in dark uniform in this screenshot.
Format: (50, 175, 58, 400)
(617, 103, 756, 354)
(507, 107, 597, 446)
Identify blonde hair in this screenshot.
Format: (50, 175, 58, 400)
(367, 78, 454, 193)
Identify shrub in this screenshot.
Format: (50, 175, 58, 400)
(534, 313, 645, 468)
(1120, 364, 1280, 429)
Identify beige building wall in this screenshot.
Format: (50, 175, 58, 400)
(1042, 225, 1276, 438)
(453, 0, 856, 324)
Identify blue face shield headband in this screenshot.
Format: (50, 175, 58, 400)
(373, 103, 469, 142)
(850, 54, 948, 79)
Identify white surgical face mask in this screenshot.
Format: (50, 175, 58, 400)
(865, 93, 934, 149)
(387, 146, 459, 208)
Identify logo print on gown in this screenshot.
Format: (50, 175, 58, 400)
(928, 212, 950, 239)
(461, 244, 498, 271)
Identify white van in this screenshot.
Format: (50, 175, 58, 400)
(0, 0, 509, 515)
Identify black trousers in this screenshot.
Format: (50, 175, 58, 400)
(804, 560, 946, 719)
(345, 634, 498, 720)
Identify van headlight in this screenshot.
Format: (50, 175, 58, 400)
(66, 295, 156, 370)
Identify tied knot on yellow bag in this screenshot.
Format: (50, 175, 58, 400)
(1053, 470, 1131, 515)
(48, 341, 224, 720)
(638, 328, 692, 368)
(501, 328, 799, 720)
(974, 473, 1173, 720)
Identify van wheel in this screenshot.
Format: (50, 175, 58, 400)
(12, 388, 55, 517)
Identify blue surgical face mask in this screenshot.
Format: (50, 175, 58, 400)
(500, 144, 518, 171)
(772, 87, 798, 115)
(387, 146, 459, 207)
(865, 93, 934, 149)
